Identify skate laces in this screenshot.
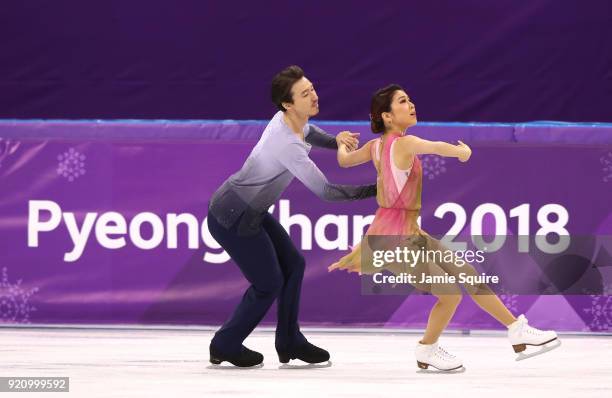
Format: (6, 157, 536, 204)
(516, 315, 545, 336)
(435, 345, 455, 359)
(525, 324, 545, 335)
(514, 314, 528, 331)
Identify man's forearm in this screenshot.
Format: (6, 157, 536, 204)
(322, 183, 376, 201)
(306, 125, 338, 150)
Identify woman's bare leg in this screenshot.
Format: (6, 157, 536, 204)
(469, 294, 517, 327)
(420, 294, 462, 344)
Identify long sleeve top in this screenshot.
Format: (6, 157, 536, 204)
(208, 111, 376, 235)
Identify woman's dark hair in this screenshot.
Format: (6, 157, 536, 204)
(271, 65, 305, 112)
(370, 84, 404, 134)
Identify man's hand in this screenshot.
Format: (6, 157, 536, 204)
(336, 131, 360, 151)
(457, 140, 472, 162)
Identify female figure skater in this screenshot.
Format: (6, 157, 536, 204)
(328, 84, 559, 371)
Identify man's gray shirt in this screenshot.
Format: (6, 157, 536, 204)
(208, 111, 376, 235)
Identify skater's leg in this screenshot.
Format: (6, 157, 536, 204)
(413, 262, 464, 370)
(408, 260, 463, 345)
(402, 242, 465, 370)
(260, 213, 307, 351)
(468, 294, 516, 327)
(261, 214, 330, 364)
(207, 213, 284, 356)
(421, 293, 462, 344)
(420, 233, 516, 327)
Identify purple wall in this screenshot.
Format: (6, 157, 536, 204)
(1, 1, 611, 122)
(1, 120, 611, 332)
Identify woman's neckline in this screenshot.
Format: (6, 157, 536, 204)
(383, 130, 405, 137)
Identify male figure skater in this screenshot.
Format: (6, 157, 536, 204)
(206, 65, 375, 367)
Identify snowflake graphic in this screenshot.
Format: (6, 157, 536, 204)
(0, 267, 39, 324)
(57, 147, 86, 182)
(420, 154, 447, 180)
(601, 151, 612, 183)
(583, 284, 612, 332)
(497, 287, 519, 314)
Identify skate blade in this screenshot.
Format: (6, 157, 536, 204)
(207, 363, 264, 370)
(416, 366, 466, 374)
(416, 361, 466, 374)
(279, 360, 332, 369)
(515, 339, 562, 361)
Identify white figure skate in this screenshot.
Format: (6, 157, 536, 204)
(508, 314, 561, 361)
(415, 341, 464, 372)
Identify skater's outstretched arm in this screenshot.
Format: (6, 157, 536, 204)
(397, 135, 472, 162)
(337, 139, 374, 168)
(306, 124, 360, 151)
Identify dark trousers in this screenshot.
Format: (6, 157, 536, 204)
(207, 211, 307, 355)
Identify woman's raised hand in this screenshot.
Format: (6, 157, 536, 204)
(336, 131, 360, 151)
(457, 140, 472, 162)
